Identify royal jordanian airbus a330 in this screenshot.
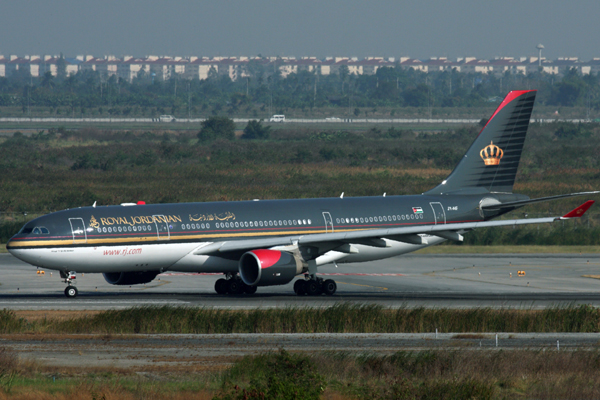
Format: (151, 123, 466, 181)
(7, 90, 599, 298)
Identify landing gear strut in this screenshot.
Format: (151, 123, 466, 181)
(293, 275, 337, 296)
(214, 273, 257, 295)
(60, 271, 78, 298)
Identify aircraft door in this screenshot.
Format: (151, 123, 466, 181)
(322, 212, 334, 233)
(68, 218, 87, 244)
(429, 202, 446, 224)
(153, 215, 170, 239)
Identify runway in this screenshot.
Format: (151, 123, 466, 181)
(1, 252, 600, 309)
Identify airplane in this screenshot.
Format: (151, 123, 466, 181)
(6, 89, 598, 298)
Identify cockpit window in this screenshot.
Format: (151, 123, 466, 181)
(19, 226, 33, 234)
(32, 226, 50, 235)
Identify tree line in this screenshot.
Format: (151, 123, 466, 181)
(0, 64, 599, 117)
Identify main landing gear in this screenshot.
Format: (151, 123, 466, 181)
(60, 271, 78, 298)
(293, 276, 337, 296)
(214, 274, 257, 295)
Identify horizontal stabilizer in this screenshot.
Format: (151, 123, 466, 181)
(481, 191, 600, 210)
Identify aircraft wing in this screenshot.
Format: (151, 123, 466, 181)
(195, 201, 595, 256)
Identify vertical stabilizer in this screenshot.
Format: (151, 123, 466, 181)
(425, 90, 536, 195)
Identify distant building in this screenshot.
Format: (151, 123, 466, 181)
(487, 57, 523, 76)
(1, 53, 600, 80)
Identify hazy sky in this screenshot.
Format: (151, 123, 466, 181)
(1, 0, 599, 60)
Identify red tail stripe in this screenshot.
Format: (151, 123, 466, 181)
(479, 90, 536, 135)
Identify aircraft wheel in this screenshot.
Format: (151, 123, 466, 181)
(294, 280, 306, 296)
(306, 280, 321, 296)
(215, 278, 228, 294)
(322, 279, 337, 296)
(64, 286, 78, 298)
(227, 279, 243, 294)
(244, 285, 257, 294)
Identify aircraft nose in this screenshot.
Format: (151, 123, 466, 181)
(6, 236, 16, 252)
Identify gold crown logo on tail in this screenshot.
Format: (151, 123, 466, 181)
(480, 141, 504, 165)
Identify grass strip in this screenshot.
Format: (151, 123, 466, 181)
(3, 348, 600, 399)
(3, 304, 600, 334)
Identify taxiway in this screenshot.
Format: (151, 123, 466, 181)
(1, 252, 599, 309)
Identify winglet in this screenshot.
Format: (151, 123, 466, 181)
(561, 200, 595, 219)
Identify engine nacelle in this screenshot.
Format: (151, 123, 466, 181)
(239, 250, 305, 286)
(103, 271, 160, 286)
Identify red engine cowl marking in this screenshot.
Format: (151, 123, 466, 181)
(249, 249, 282, 269)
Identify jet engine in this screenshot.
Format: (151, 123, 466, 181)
(239, 250, 306, 286)
(103, 271, 160, 285)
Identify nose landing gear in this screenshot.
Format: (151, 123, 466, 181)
(60, 271, 78, 298)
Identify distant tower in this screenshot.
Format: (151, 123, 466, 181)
(536, 44, 545, 68)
